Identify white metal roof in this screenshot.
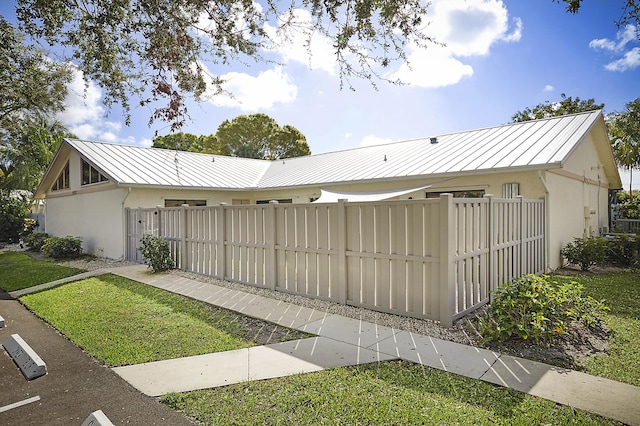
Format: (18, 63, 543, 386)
(65, 140, 270, 189)
(50, 110, 613, 193)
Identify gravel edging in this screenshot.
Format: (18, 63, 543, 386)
(170, 269, 477, 346)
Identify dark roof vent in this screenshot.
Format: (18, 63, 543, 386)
(430, 137, 438, 144)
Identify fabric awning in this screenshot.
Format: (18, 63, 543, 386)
(313, 184, 434, 203)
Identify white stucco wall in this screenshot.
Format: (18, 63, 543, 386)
(45, 187, 128, 259)
(543, 130, 612, 269)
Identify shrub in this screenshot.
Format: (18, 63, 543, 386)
(23, 218, 38, 236)
(0, 196, 29, 243)
(479, 275, 609, 345)
(41, 236, 83, 259)
(139, 234, 174, 273)
(560, 237, 607, 271)
(616, 191, 640, 219)
(25, 232, 50, 251)
(605, 234, 640, 266)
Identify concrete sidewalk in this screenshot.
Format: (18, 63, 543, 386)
(13, 265, 640, 425)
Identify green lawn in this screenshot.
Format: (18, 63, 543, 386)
(20, 274, 264, 366)
(0, 250, 84, 292)
(9, 252, 635, 424)
(556, 270, 640, 387)
(162, 360, 614, 425)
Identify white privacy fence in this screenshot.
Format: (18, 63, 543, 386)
(126, 194, 545, 327)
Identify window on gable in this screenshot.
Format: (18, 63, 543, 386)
(82, 160, 108, 186)
(52, 162, 70, 191)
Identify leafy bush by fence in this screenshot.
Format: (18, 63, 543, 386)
(41, 236, 83, 259)
(25, 232, 49, 251)
(139, 234, 174, 273)
(479, 275, 609, 345)
(562, 236, 640, 269)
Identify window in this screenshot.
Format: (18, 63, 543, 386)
(232, 199, 251, 205)
(502, 183, 520, 198)
(52, 162, 70, 191)
(426, 190, 485, 198)
(256, 198, 293, 204)
(82, 160, 108, 185)
(164, 199, 207, 207)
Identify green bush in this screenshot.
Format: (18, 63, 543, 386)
(139, 234, 174, 273)
(41, 236, 83, 259)
(605, 234, 640, 266)
(616, 191, 640, 219)
(560, 237, 607, 271)
(0, 196, 29, 243)
(25, 232, 49, 251)
(479, 275, 609, 345)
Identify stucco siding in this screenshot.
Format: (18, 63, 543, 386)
(45, 188, 128, 258)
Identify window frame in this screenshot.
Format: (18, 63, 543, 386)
(52, 161, 70, 191)
(81, 160, 109, 186)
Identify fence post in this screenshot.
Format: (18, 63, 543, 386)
(484, 194, 495, 303)
(517, 195, 525, 276)
(216, 203, 227, 279)
(337, 199, 348, 304)
(266, 201, 277, 290)
(181, 204, 188, 271)
(156, 205, 162, 237)
(439, 193, 455, 328)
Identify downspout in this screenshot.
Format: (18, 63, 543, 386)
(538, 170, 551, 272)
(119, 187, 132, 261)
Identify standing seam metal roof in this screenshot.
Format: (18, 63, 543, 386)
(63, 110, 605, 191)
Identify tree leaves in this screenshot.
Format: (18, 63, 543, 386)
(152, 114, 311, 160)
(510, 93, 604, 123)
(15, 0, 432, 130)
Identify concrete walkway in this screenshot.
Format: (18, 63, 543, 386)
(16, 265, 640, 425)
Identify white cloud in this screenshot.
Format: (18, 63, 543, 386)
(589, 25, 640, 72)
(543, 85, 554, 92)
(604, 47, 640, 72)
(56, 67, 104, 127)
(263, 9, 337, 74)
(360, 135, 393, 147)
(390, 0, 521, 88)
(589, 25, 639, 52)
(56, 66, 149, 146)
(204, 66, 298, 110)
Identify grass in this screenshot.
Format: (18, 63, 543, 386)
(8, 253, 634, 424)
(19, 274, 266, 366)
(162, 360, 615, 425)
(555, 270, 640, 387)
(0, 250, 84, 292)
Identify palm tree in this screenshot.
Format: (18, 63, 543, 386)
(608, 99, 640, 194)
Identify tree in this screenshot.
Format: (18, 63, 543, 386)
(209, 114, 311, 160)
(511, 93, 604, 123)
(608, 99, 640, 194)
(0, 18, 72, 129)
(14, 0, 432, 131)
(1, 19, 73, 196)
(0, 194, 29, 243)
(0, 118, 71, 196)
(152, 132, 210, 153)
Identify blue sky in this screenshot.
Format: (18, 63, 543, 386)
(2, 0, 639, 189)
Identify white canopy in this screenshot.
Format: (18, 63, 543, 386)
(313, 184, 434, 203)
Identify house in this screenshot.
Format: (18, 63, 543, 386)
(34, 110, 622, 268)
